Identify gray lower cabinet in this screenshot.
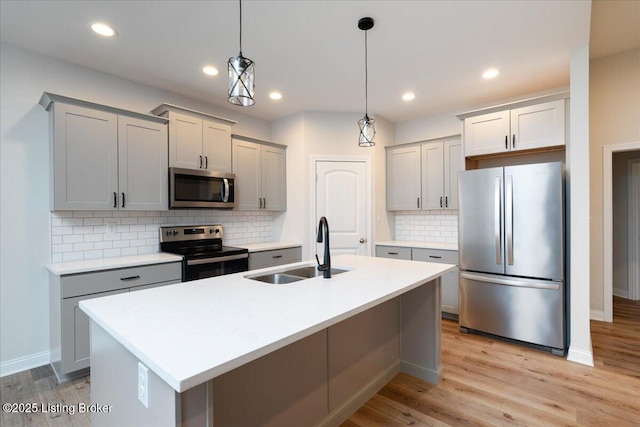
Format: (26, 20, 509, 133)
(376, 245, 459, 315)
(411, 248, 459, 316)
(50, 262, 181, 381)
(248, 246, 302, 270)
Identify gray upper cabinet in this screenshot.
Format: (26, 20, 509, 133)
(40, 93, 168, 211)
(152, 104, 235, 173)
(232, 136, 287, 211)
(462, 98, 566, 157)
(386, 136, 462, 211)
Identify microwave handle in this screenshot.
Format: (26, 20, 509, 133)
(222, 178, 230, 203)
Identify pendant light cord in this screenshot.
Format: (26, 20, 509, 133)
(239, 0, 243, 54)
(364, 30, 368, 116)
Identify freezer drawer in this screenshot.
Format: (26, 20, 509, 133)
(459, 272, 565, 351)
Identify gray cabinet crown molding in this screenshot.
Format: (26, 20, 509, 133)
(455, 91, 569, 121)
(151, 103, 236, 127)
(231, 133, 287, 150)
(385, 134, 461, 151)
(39, 92, 168, 124)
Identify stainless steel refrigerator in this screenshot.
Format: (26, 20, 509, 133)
(458, 162, 565, 355)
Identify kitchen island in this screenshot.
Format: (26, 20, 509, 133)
(80, 254, 454, 426)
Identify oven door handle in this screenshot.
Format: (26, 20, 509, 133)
(186, 253, 248, 265)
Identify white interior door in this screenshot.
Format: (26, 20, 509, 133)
(315, 161, 368, 256)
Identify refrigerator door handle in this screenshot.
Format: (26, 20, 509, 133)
(506, 174, 514, 265)
(460, 271, 560, 290)
(495, 177, 502, 265)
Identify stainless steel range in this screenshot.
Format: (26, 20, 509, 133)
(160, 225, 248, 281)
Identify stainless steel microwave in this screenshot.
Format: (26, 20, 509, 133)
(169, 168, 236, 209)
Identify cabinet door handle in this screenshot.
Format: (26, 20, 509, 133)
(417, 197, 420, 209)
(440, 196, 443, 208)
(258, 198, 262, 209)
(505, 135, 508, 149)
(512, 134, 516, 148)
(113, 192, 117, 208)
(272, 255, 283, 259)
(445, 196, 448, 208)
(199, 155, 203, 168)
(429, 255, 442, 259)
(204, 156, 208, 169)
(121, 192, 125, 208)
(120, 275, 140, 281)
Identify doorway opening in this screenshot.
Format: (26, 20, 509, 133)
(604, 142, 640, 321)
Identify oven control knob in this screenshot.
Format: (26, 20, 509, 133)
(173, 230, 179, 236)
(214, 228, 220, 234)
(165, 231, 171, 236)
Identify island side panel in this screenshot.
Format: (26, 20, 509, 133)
(211, 330, 328, 427)
(90, 321, 179, 427)
(400, 278, 443, 383)
(319, 298, 401, 427)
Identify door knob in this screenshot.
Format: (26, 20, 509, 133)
(359, 238, 367, 243)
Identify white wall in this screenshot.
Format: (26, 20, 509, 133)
(566, 45, 593, 366)
(0, 44, 272, 375)
(589, 48, 640, 313)
(272, 112, 394, 260)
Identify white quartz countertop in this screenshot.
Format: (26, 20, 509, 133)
(80, 254, 454, 392)
(46, 253, 184, 275)
(238, 241, 302, 252)
(376, 240, 458, 251)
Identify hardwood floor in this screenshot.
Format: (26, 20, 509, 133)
(2, 297, 639, 426)
(346, 297, 640, 427)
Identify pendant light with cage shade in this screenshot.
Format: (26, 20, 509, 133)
(228, 0, 255, 106)
(357, 17, 375, 147)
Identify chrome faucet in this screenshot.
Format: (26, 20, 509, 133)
(316, 216, 331, 278)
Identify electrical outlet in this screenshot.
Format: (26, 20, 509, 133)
(138, 362, 149, 408)
(106, 222, 117, 235)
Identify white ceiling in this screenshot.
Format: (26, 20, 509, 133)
(0, 0, 613, 124)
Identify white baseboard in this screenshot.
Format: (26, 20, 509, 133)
(613, 289, 629, 299)
(567, 346, 594, 367)
(590, 309, 605, 321)
(0, 351, 50, 377)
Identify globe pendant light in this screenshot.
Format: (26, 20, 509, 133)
(228, 0, 255, 106)
(358, 17, 375, 147)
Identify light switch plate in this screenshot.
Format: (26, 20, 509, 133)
(138, 362, 149, 408)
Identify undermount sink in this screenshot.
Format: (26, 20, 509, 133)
(246, 265, 348, 284)
(249, 273, 303, 284)
(282, 266, 348, 279)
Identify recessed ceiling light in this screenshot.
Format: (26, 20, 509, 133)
(202, 66, 219, 76)
(402, 92, 416, 101)
(269, 92, 283, 100)
(483, 68, 500, 79)
(90, 22, 117, 37)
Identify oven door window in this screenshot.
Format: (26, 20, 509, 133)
(185, 257, 248, 281)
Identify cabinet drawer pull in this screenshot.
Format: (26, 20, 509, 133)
(429, 255, 442, 259)
(272, 255, 283, 259)
(120, 275, 140, 281)
(388, 252, 399, 255)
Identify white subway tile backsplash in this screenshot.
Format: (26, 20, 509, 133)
(51, 210, 274, 262)
(395, 211, 458, 244)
